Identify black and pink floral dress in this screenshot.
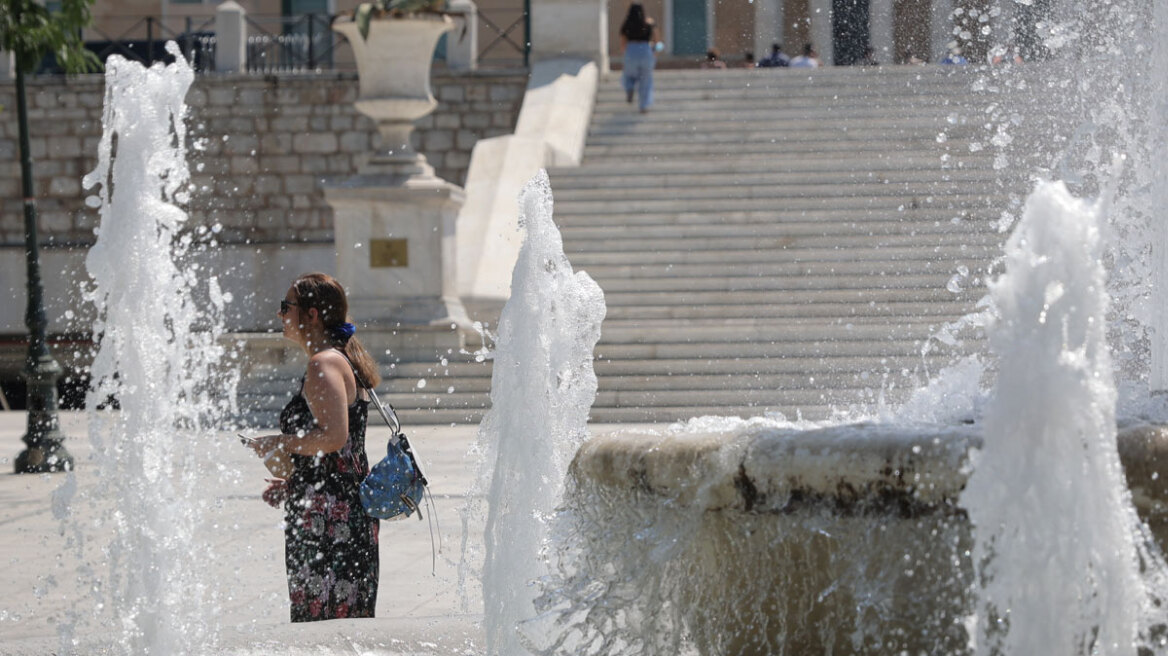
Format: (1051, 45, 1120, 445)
(279, 380, 380, 622)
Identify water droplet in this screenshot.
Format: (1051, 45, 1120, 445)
(416, 379, 427, 389)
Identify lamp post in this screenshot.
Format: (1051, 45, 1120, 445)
(12, 45, 71, 473)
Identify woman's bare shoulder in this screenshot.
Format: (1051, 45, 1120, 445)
(307, 349, 349, 374)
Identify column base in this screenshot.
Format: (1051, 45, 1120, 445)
(325, 175, 471, 332)
(16, 439, 73, 473)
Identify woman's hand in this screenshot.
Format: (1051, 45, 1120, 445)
(262, 478, 289, 508)
(249, 434, 286, 458)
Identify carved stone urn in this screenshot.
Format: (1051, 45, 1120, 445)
(333, 14, 454, 179)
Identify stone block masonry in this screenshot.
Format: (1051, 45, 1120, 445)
(0, 70, 527, 247)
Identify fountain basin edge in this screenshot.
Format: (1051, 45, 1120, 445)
(558, 421, 1168, 655)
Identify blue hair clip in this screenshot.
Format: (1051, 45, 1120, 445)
(330, 322, 356, 344)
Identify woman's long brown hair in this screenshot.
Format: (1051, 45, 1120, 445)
(292, 272, 382, 388)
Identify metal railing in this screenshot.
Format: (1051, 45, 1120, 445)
(243, 13, 340, 73)
(65, 16, 217, 72)
(478, 1, 530, 68)
(36, 9, 532, 75)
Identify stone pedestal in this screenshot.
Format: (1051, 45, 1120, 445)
(530, 0, 609, 70)
(325, 178, 471, 331)
(215, 1, 247, 73)
(326, 14, 472, 339)
(447, 0, 479, 72)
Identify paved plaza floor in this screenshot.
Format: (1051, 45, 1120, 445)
(0, 410, 654, 655)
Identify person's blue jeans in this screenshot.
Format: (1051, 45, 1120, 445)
(622, 42, 655, 110)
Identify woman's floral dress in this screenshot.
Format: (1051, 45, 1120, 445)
(280, 379, 380, 622)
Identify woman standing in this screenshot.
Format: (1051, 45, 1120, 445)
(251, 273, 381, 622)
(620, 3, 659, 113)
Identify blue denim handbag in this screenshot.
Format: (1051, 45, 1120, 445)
(360, 386, 427, 521)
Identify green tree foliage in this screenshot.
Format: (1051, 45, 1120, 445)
(0, 0, 98, 73)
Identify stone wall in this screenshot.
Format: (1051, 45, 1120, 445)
(0, 69, 527, 247)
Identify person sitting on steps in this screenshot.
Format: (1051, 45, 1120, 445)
(758, 42, 791, 67)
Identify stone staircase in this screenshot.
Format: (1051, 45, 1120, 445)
(347, 66, 1020, 425)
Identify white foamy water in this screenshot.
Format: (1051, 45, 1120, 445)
(460, 171, 606, 655)
(962, 181, 1162, 655)
(56, 44, 237, 654)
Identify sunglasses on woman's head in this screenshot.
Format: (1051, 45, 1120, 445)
(279, 299, 299, 315)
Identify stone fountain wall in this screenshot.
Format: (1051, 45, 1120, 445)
(0, 70, 526, 247)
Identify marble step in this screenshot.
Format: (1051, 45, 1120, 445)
(566, 147, 994, 168)
(551, 207, 1002, 227)
(581, 138, 985, 158)
(591, 337, 980, 360)
(563, 233, 1001, 255)
(553, 195, 1009, 215)
(552, 179, 999, 201)
(374, 386, 928, 415)
(599, 318, 959, 342)
(581, 257, 986, 278)
(548, 154, 995, 176)
(391, 353, 964, 378)
(603, 300, 979, 320)
(593, 285, 976, 305)
(595, 83, 982, 102)
(548, 168, 998, 190)
(588, 275, 977, 295)
(583, 127, 982, 148)
(583, 123, 982, 145)
(559, 220, 999, 241)
(566, 244, 1001, 265)
(381, 370, 928, 394)
(588, 103, 977, 122)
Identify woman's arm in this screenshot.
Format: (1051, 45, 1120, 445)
(252, 352, 352, 457)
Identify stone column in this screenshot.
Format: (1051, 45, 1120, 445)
(706, 0, 716, 51)
(215, 1, 247, 73)
(753, 0, 784, 59)
(869, 0, 895, 64)
(987, 0, 1016, 64)
(447, 0, 479, 71)
(530, 0, 609, 70)
(809, 0, 834, 64)
(930, 0, 955, 63)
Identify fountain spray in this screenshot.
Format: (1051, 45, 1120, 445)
(71, 43, 237, 654)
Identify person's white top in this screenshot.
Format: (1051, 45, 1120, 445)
(789, 56, 819, 68)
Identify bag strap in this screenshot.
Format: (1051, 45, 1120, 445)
(335, 348, 402, 436)
(334, 349, 426, 486)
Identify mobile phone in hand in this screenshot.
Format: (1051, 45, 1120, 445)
(238, 433, 258, 446)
